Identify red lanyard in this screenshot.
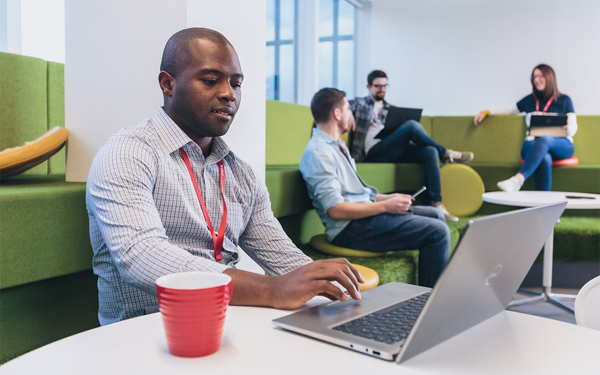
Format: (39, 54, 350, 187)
(535, 97, 554, 113)
(180, 148, 227, 262)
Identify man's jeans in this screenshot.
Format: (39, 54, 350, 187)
(366, 120, 446, 203)
(520, 136, 574, 191)
(331, 206, 450, 288)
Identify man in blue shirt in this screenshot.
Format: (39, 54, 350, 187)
(300, 88, 450, 287)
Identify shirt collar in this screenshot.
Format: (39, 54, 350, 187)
(312, 127, 342, 146)
(151, 107, 234, 162)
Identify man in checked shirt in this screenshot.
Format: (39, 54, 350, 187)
(348, 70, 474, 222)
(86, 28, 363, 325)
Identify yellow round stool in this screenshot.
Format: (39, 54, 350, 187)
(439, 164, 485, 217)
(309, 234, 387, 258)
(352, 264, 379, 291)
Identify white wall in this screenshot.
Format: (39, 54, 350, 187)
(0, 0, 65, 62)
(368, 0, 600, 115)
(187, 1, 266, 181)
(1, 0, 22, 55)
(21, 0, 65, 63)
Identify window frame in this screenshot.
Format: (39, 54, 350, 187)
(266, 0, 298, 103)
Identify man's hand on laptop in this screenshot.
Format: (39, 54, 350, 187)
(269, 259, 364, 310)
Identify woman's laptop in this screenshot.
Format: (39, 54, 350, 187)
(530, 115, 568, 137)
(272, 202, 567, 363)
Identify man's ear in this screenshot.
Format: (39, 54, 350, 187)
(158, 71, 175, 97)
(333, 107, 342, 121)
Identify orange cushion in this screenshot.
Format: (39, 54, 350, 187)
(519, 157, 579, 167)
(352, 264, 379, 292)
(0, 127, 69, 179)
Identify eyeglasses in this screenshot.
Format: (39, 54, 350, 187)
(532, 73, 544, 79)
(371, 84, 389, 89)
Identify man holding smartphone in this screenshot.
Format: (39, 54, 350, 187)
(300, 88, 450, 287)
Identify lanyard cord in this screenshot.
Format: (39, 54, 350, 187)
(180, 148, 227, 262)
(535, 97, 554, 113)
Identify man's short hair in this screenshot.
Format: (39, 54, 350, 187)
(311, 88, 346, 125)
(160, 28, 233, 77)
(367, 70, 387, 85)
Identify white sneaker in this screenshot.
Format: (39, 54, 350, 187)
(433, 201, 459, 222)
(497, 176, 523, 192)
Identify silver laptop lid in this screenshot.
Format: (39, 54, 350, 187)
(396, 201, 567, 363)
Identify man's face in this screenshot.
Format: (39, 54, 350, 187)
(163, 39, 243, 140)
(367, 77, 388, 102)
(338, 98, 353, 134)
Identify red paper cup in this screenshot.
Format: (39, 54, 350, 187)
(156, 272, 233, 357)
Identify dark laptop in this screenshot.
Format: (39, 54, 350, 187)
(530, 115, 568, 137)
(375, 106, 423, 139)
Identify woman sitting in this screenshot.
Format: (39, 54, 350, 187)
(474, 64, 577, 191)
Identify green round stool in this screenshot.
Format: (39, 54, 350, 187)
(439, 164, 485, 217)
(309, 234, 386, 258)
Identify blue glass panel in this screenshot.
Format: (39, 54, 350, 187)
(279, 44, 295, 103)
(318, 41, 333, 89)
(266, 45, 276, 100)
(338, 0, 355, 36)
(319, 0, 334, 38)
(337, 40, 354, 96)
(266, 0, 276, 42)
(280, 0, 295, 41)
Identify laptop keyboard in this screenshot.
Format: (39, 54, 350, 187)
(332, 292, 430, 345)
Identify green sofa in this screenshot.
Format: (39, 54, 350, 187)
(265, 100, 600, 287)
(0, 52, 98, 363)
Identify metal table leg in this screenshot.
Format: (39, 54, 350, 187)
(509, 224, 575, 313)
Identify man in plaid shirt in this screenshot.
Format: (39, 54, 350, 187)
(348, 70, 474, 221)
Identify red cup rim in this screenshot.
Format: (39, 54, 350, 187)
(156, 272, 232, 291)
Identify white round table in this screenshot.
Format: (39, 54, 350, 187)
(1, 298, 600, 375)
(482, 191, 600, 311)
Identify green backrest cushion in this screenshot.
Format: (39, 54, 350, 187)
(0, 52, 49, 175)
(47, 61, 66, 175)
(432, 116, 526, 164)
(420, 115, 432, 135)
(266, 100, 314, 165)
(574, 116, 600, 164)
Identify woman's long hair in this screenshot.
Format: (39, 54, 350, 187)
(531, 64, 561, 101)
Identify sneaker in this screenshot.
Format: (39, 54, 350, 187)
(443, 149, 474, 164)
(433, 201, 459, 222)
(497, 176, 523, 192)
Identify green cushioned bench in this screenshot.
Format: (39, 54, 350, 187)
(265, 100, 600, 296)
(0, 53, 99, 363)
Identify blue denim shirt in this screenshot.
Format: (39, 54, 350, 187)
(300, 128, 378, 241)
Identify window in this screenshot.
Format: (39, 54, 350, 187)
(266, 0, 297, 103)
(318, 0, 355, 96)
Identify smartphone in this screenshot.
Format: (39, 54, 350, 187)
(411, 186, 427, 199)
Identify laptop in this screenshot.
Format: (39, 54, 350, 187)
(375, 106, 423, 139)
(530, 115, 568, 137)
(272, 202, 567, 363)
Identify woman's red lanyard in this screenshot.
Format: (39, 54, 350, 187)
(180, 148, 227, 261)
(535, 97, 554, 113)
